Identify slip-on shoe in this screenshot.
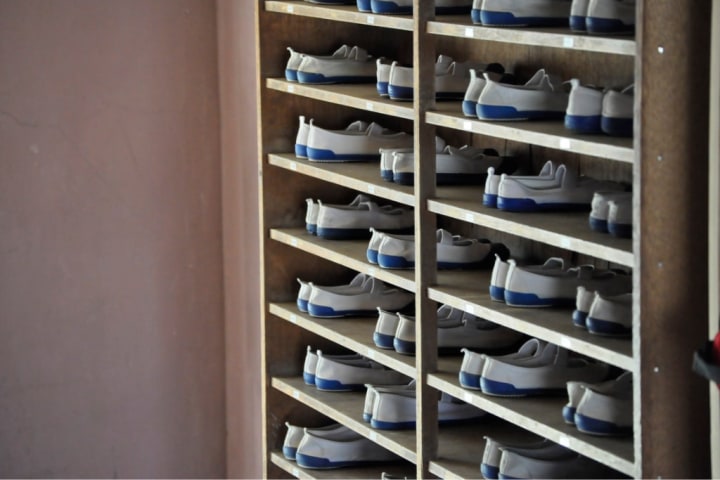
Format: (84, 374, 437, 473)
(297, 45, 376, 84)
(316, 200, 414, 240)
(308, 276, 414, 318)
(459, 338, 547, 390)
(306, 120, 413, 162)
(314, 351, 409, 391)
(484, 160, 556, 208)
(574, 371, 633, 436)
(295, 425, 400, 469)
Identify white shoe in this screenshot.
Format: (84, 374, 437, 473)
(285, 45, 351, 82)
(481, 344, 609, 397)
(303, 345, 365, 385)
(308, 276, 414, 318)
(373, 307, 402, 349)
(462, 66, 507, 117)
(588, 190, 632, 233)
(481, 436, 556, 479)
(495, 256, 567, 305)
(586, 292, 633, 336)
(316, 200, 414, 240)
(562, 380, 590, 424)
(392, 145, 507, 186)
(283, 422, 346, 460)
(387, 55, 453, 101)
(306, 120, 413, 162)
(574, 371, 633, 436)
(380, 136, 447, 181)
(295, 425, 400, 468)
(306, 193, 371, 235)
(564, 78, 604, 134)
(393, 306, 475, 355)
(297, 273, 370, 314)
(569, 0, 590, 31)
(437, 316, 524, 353)
(314, 350, 409, 391)
(297, 45, 376, 84)
(498, 447, 615, 479)
(459, 338, 547, 390)
(376, 57, 393, 97)
(483, 160, 556, 208)
(363, 380, 416, 422)
(477, 69, 569, 121)
(296, 116, 369, 159)
(367, 228, 414, 264)
(370, 0, 472, 15)
(607, 195, 633, 238)
(479, 0, 573, 26)
(601, 84, 634, 137)
(586, 0, 636, 35)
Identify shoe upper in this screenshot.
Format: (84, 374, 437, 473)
(607, 196, 633, 225)
(314, 351, 409, 389)
(575, 371, 633, 427)
(480, 0, 573, 22)
(587, 291, 633, 327)
(297, 45, 376, 83)
(566, 78, 604, 117)
(498, 447, 612, 479)
(478, 69, 569, 115)
(602, 84, 634, 119)
(285, 44, 352, 81)
(308, 276, 414, 315)
(296, 427, 399, 465)
(307, 121, 413, 160)
(316, 201, 414, 231)
(589, 190, 632, 222)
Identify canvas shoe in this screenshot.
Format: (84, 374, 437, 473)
(586, 292, 633, 336)
(462, 66, 508, 116)
(387, 55, 453, 101)
(562, 380, 590, 424)
(307, 276, 414, 318)
(564, 79, 604, 134)
(303, 346, 366, 385)
(388, 56, 492, 101)
(480, 0, 573, 27)
(572, 274, 632, 327)
(477, 69, 569, 121)
(373, 307, 402, 349)
(392, 145, 510, 186)
(316, 200, 414, 240)
(283, 422, 346, 460)
(370, 389, 486, 429)
(483, 160, 556, 208)
(367, 229, 414, 264)
(314, 351, 409, 391)
(586, 0, 636, 35)
(481, 437, 557, 479)
(588, 190, 632, 233)
(601, 84, 634, 137)
(490, 256, 566, 303)
(295, 425, 400, 469)
(376, 57, 393, 97)
(307, 120, 413, 162)
(285, 45, 352, 82)
(306, 193, 372, 235)
(504, 260, 632, 307)
(574, 371, 633, 436)
(480, 344, 609, 396)
(297, 278, 313, 313)
(459, 338, 548, 390)
(498, 447, 616, 479)
(296, 116, 370, 159)
(393, 306, 476, 354)
(607, 195, 632, 238)
(370, 0, 472, 15)
(569, 0, 590, 30)
(497, 164, 625, 212)
(380, 135, 447, 181)
(297, 273, 370, 314)
(363, 380, 416, 422)
(297, 45, 375, 84)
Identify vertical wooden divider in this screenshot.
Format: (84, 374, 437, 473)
(710, 2, 720, 478)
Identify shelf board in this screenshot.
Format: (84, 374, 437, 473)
(433, 270, 635, 371)
(267, 79, 415, 120)
(270, 228, 416, 292)
(272, 376, 418, 463)
(270, 302, 417, 378)
(428, 368, 635, 477)
(269, 153, 414, 207)
(428, 16, 635, 56)
(427, 104, 635, 164)
(265, 1, 414, 31)
(270, 451, 414, 479)
(431, 186, 634, 267)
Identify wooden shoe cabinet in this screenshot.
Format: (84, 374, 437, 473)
(255, 1, 712, 478)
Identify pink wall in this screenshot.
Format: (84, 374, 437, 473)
(0, 0, 227, 476)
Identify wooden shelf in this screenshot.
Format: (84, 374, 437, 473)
(269, 154, 415, 207)
(427, 104, 635, 164)
(433, 270, 634, 371)
(265, 0, 414, 31)
(273, 376, 418, 463)
(428, 368, 635, 477)
(268, 79, 415, 120)
(428, 16, 636, 56)
(431, 187, 634, 267)
(270, 228, 416, 292)
(270, 302, 417, 378)
(270, 452, 414, 479)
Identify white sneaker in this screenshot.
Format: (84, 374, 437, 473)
(480, 344, 609, 396)
(306, 193, 371, 235)
(601, 84, 634, 137)
(393, 306, 476, 355)
(497, 164, 625, 212)
(607, 195, 633, 238)
(367, 229, 414, 264)
(586, 292, 633, 336)
(479, 0, 573, 26)
(459, 338, 547, 390)
(285, 45, 351, 82)
(392, 145, 507, 186)
(297, 273, 370, 314)
(588, 190, 632, 233)
(477, 69, 569, 121)
(370, 0, 472, 15)
(314, 350, 409, 391)
(307, 276, 414, 318)
(316, 200, 414, 240)
(574, 371, 633, 436)
(376, 57, 393, 97)
(586, 0, 636, 35)
(295, 424, 400, 468)
(492, 256, 566, 304)
(380, 136, 447, 181)
(303, 345, 365, 385)
(563, 380, 590, 424)
(296, 117, 370, 159)
(564, 78, 604, 134)
(297, 45, 376, 84)
(363, 380, 416, 422)
(387, 55, 453, 101)
(373, 307, 402, 349)
(438, 316, 524, 353)
(306, 120, 413, 162)
(498, 447, 616, 479)
(481, 437, 557, 479)
(569, 0, 590, 31)
(369, 389, 486, 429)
(573, 274, 633, 328)
(283, 422, 346, 460)
(462, 66, 507, 117)
(483, 160, 556, 208)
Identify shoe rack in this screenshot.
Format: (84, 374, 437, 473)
(255, 1, 712, 478)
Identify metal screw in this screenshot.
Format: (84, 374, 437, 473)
(653, 366, 660, 373)
(657, 262, 664, 269)
(657, 155, 663, 162)
(658, 46, 665, 54)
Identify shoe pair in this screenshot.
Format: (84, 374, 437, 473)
(477, 68, 570, 121)
(297, 273, 414, 318)
(382, 145, 511, 186)
(490, 255, 632, 308)
(573, 286, 633, 336)
(367, 228, 510, 270)
(589, 191, 633, 238)
(364, 382, 487, 429)
(461, 339, 609, 396)
(570, 0, 636, 34)
(285, 44, 376, 84)
(383, 55, 502, 102)
(490, 162, 626, 213)
(472, 0, 572, 27)
(462, 67, 517, 117)
(358, 0, 472, 15)
(481, 435, 617, 479)
(307, 197, 414, 240)
(483, 160, 555, 208)
(303, 345, 410, 391)
(374, 305, 524, 355)
(565, 80, 634, 137)
(282, 422, 400, 468)
(563, 371, 633, 436)
(295, 116, 413, 162)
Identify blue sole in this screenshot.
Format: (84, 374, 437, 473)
(462, 100, 478, 117)
(480, 10, 569, 27)
(587, 317, 631, 336)
(572, 310, 588, 328)
(565, 113, 602, 134)
(489, 285, 505, 302)
(307, 303, 376, 318)
(387, 84, 413, 101)
(589, 216, 608, 233)
(483, 193, 498, 208)
(601, 116, 633, 137)
(393, 338, 416, 355)
(575, 413, 632, 436)
(504, 290, 574, 308)
(373, 332, 395, 349)
(497, 196, 591, 212)
(377, 253, 414, 269)
(306, 147, 380, 162)
(371, 418, 416, 429)
(297, 72, 375, 84)
(481, 377, 560, 397)
(477, 104, 565, 121)
(586, 17, 635, 35)
(314, 377, 364, 391)
(282, 446, 297, 461)
(459, 371, 482, 390)
(562, 405, 576, 424)
(608, 221, 632, 238)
